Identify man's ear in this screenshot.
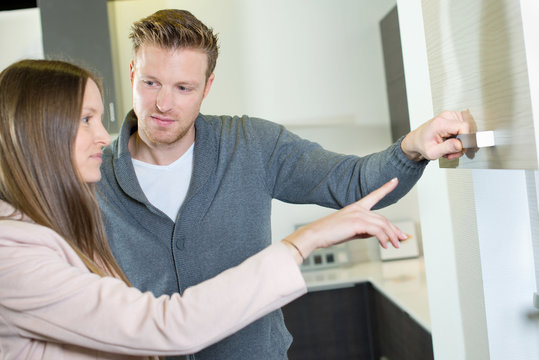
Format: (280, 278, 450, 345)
(129, 60, 135, 86)
(203, 73, 215, 99)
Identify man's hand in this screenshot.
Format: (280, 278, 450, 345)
(401, 110, 476, 161)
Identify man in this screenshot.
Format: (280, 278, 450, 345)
(97, 9, 468, 360)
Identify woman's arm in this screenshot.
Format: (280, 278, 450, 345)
(0, 178, 403, 357)
(0, 221, 305, 357)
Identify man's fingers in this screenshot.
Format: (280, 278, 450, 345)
(357, 178, 399, 210)
(426, 138, 463, 160)
(437, 110, 473, 136)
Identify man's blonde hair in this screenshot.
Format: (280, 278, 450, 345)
(130, 9, 219, 80)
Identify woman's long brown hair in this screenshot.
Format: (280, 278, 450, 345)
(0, 59, 129, 284)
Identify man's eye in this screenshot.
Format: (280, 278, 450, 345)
(144, 80, 155, 86)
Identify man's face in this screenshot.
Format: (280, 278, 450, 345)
(130, 45, 214, 148)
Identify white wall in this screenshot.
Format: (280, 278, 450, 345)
(233, 0, 395, 126)
(107, 0, 396, 127)
(254, 0, 423, 260)
(0, 8, 43, 71)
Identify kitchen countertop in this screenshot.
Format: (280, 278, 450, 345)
(301, 257, 431, 331)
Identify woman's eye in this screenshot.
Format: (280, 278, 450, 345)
(82, 116, 90, 124)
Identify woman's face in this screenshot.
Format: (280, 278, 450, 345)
(74, 79, 111, 183)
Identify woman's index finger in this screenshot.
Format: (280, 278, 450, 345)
(358, 178, 399, 210)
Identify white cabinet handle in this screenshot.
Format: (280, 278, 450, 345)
(455, 131, 495, 148)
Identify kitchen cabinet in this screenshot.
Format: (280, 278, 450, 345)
(399, 2, 539, 358)
(421, 0, 539, 169)
(381, 6, 411, 143)
(38, 0, 120, 133)
(282, 282, 433, 360)
(368, 283, 434, 360)
(282, 284, 373, 360)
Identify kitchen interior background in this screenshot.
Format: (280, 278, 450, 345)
(106, 0, 420, 264)
(7, 1, 538, 359)
(0, 0, 420, 264)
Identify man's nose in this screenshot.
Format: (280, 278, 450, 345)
(156, 87, 173, 113)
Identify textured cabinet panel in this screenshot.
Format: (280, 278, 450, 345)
(422, 0, 538, 169)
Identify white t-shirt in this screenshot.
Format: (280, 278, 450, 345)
(132, 144, 194, 221)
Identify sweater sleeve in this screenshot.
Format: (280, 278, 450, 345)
(0, 220, 306, 357)
(249, 117, 428, 210)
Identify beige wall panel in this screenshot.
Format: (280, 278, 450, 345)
(422, 0, 538, 169)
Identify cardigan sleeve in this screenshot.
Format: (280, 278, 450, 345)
(0, 220, 306, 357)
(247, 117, 428, 210)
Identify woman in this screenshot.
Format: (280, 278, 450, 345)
(0, 59, 405, 359)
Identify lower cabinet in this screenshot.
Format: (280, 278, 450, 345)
(281, 282, 434, 360)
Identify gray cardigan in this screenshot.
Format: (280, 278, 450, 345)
(97, 111, 428, 360)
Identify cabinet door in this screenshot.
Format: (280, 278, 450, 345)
(282, 284, 374, 360)
(38, 0, 120, 133)
(422, 0, 538, 169)
(282, 283, 434, 360)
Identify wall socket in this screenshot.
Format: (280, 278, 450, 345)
(294, 223, 351, 271)
(300, 243, 351, 271)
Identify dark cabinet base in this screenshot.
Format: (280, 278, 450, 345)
(282, 282, 434, 360)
